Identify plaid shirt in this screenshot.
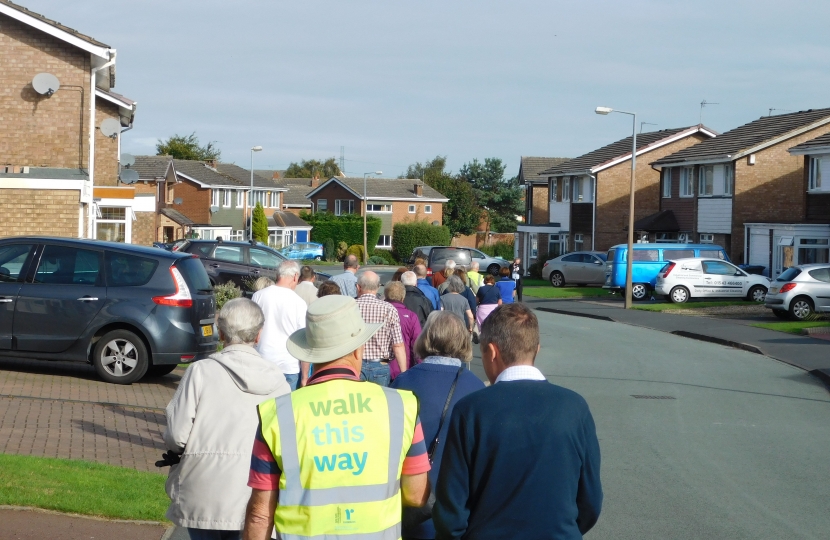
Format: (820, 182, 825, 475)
(356, 293, 404, 361)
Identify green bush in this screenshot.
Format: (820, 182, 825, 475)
(336, 241, 348, 261)
(346, 244, 365, 261)
(367, 255, 387, 265)
(214, 281, 242, 310)
(392, 221, 451, 262)
(481, 240, 515, 260)
(252, 203, 268, 243)
(301, 211, 381, 252)
(371, 249, 398, 265)
(323, 238, 335, 262)
(527, 251, 549, 279)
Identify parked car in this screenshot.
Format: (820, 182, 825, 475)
(409, 246, 509, 275)
(764, 264, 830, 320)
(152, 241, 175, 251)
(177, 239, 288, 289)
(655, 258, 769, 303)
(543, 251, 607, 287)
(424, 247, 472, 280)
(278, 242, 324, 261)
(604, 243, 730, 301)
(0, 237, 218, 384)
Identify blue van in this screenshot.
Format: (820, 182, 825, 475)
(604, 243, 730, 300)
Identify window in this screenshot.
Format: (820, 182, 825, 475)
(408, 205, 416, 213)
(250, 248, 281, 269)
(0, 244, 33, 282)
(317, 199, 328, 212)
(724, 164, 734, 196)
(367, 204, 392, 212)
(664, 249, 695, 259)
(808, 268, 830, 283)
(235, 191, 242, 208)
(574, 233, 583, 251)
(549, 178, 558, 201)
(662, 169, 672, 198)
(223, 190, 231, 207)
(212, 246, 243, 263)
(698, 165, 731, 197)
(376, 235, 392, 248)
(680, 167, 694, 197)
(572, 177, 582, 201)
(656, 233, 678, 243)
(34, 245, 101, 285)
(335, 200, 354, 216)
(530, 233, 538, 258)
(105, 252, 158, 287)
(424, 205, 432, 214)
(562, 254, 581, 262)
(702, 261, 737, 276)
(699, 233, 714, 244)
(271, 191, 280, 208)
(211, 190, 220, 207)
(809, 157, 829, 192)
(797, 238, 829, 265)
(700, 249, 725, 259)
(96, 207, 127, 243)
(229, 230, 245, 241)
(698, 166, 714, 196)
(631, 249, 659, 261)
(562, 178, 571, 202)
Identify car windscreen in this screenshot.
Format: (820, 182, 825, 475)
(595, 253, 607, 262)
(176, 256, 213, 292)
(776, 267, 802, 282)
(606, 249, 616, 262)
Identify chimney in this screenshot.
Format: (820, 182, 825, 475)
(414, 182, 423, 197)
(310, 175, 320, 188)
(205, 159, 217, 169)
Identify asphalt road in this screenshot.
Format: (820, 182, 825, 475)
(522, 311, 830, 540)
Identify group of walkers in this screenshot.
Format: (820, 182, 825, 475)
(161, 255, 602, 540)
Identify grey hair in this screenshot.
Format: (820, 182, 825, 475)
(251, 276, 274, 291)
(445, 260, 457, 270)
(470, 261, 479, 271)
(414, 311, 472, 362)
(357, 272, 380, 291)
(384, 280, 406, 303)
(218, 298, 264, 345)
(401, 271, 418, 286)
(446, 275, 466, 294)
(344, 254, 360, 269)
(276, 260, 301, 280)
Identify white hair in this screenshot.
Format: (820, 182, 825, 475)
(218, 298, 264, 345)
(357, 272, 380, 291)
(445, 260, 457, 270)
(401, 271, 418, 286)
(276, 260, 301, 280)
(470, 261, 479, 271)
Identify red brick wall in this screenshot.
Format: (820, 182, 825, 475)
(174, 180, 211, 224)
(94, 101, 120, 186)
(390, 201, 443, 226)
(531, 185, 549, 225)
(309, 183, 355, 213)
(0, 189, 79, 236)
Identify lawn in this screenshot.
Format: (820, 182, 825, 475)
(523, 286, 609, 299)
(751, 321, 830, 335)
(632, 300, 752, 311)
(0, 454, 169, 521)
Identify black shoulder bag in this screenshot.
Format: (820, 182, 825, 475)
(401, 365, 465, 530)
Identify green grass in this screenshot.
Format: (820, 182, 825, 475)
(523, 286, 609, 299)
(632, 300, 752, 311)
(0, 454, 168, 522)
(522, 279, 549, 287)
(751, 321, 830, 335)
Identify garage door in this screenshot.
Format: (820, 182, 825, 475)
(749, 229, 770, 267)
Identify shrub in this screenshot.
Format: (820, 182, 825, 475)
(252, 203, 269, 243)
(323, 238, 335, 262)
(346, 244, 365, 261)
(336, 241, 348, 261)
(481, 240, 515, 260)
(301, 211, 381, 251)
(371, 249, 398, 266)
(367, 255, 387, 265)
(527, 251, 549, 279)
(213, 281, 242, 310)
(392, 221, 451, 262)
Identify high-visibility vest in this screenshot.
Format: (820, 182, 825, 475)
(258, 379, 419, 540)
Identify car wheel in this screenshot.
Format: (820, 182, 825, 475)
(747, 285, 767, 303)
(146, 364, 178, 377)
(487, 264, 501, 276)
(772, 309, 789, 320)
(788, 296, 814, 321)
(631, 283, 649, 301)
(669, 286, 689, 303)
(550, 271, 565, 287)
(93, 330, 149, 384)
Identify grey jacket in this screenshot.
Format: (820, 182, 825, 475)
(163, 344, 290, 530)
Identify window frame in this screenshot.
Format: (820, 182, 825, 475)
(366, 204, 392, 213)
(699, 233, 714, 244)
(680, 167, 694, 197)
(408, 204, 416, 213)
(809, 157, 827, 192)
(211, 190, 220, 207)
(375, 235, 392, 248)
(424, 204, 432, 214)
(317, 199, 328, 212)
(223, 190, 231, 207)
(662, 169, 672, 198)
(335, 199, 354, 216)
(698, 166, 714, 197)
(562, 178, 571, 202)
(549, 178, 558, 202)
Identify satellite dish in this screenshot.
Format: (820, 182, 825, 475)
(173, 197, 183, 205)
(432, 221, 440, 226)
(210, 206, 219, 214)
(120, 153, 135, 167)
(119, 169, 139, 184)
(100, 118, 121, 138)
(32, 73, 60, 96)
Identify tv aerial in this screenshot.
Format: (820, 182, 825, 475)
(32, 73, 60, 96)
(119, 168, 139, 184)
(120, 153, 135, 167)
(100, 118, 121, 139)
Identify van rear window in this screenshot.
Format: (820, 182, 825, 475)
(699, 250, 724, 260)
(632, 250, 659, 262)
(664, 249, 694, 259)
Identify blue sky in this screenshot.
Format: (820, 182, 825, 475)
(23, 0, 830, 177)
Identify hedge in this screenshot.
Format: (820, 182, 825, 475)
(480, 240, 514, 260)
(301, 212, 381, 253)
(392, 221, 451, 262)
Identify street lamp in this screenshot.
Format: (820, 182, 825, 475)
(363, 171, 382, 264)
(595, 106, 637, 309)
(249, 146, 263, 241)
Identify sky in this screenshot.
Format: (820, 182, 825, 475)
(21, 0, 830, 177)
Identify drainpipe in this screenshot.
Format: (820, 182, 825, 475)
(87, 50, 117, 238)
(588, 172, 597, 250)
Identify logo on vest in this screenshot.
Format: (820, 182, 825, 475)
(335, 507, 357, 528)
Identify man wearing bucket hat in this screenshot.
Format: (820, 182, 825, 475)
(243, 295, 431, 540)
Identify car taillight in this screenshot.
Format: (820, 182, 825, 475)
(543, 262, 548, 268)
(663, 263, 676, 277)
(779, 283, 797, 293)
(153, 266, 193, 307)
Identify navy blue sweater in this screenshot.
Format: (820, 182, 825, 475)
(433, 380, 602, 540)
(391, 362, 486, 539)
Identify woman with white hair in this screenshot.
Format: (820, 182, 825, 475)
(162, 298, 291, 540)
(440, 276, 474, 339)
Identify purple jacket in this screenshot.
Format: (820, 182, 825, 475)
(387, 300, 422, 379)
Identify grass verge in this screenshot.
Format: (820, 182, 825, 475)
(750, 321, 830, 335)
(0, 454, 168, 522)
(632, 300, 751, 311)
(523, 287, 609, 299)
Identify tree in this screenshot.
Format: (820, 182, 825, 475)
(156, 132, 221, 161)
(459, 158, 523, 233)
(252, 203, 269, 243)
(402, 156, 480, 237)
(285, 158, 341, 179)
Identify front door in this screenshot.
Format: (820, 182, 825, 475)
(0, 244, 36, 349)
(14, 244, 107, 353)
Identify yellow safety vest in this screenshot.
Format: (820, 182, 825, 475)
(258, 379, 419, 540)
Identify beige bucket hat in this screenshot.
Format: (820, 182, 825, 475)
(287, 295, 381, 364)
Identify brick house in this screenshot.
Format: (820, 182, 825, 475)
(651, 108, 830, 268)
(0, 0, 137, 240)
(533, 126, 716, 261)
(515, 157, 570, 267)
(306, 177, 448, 250)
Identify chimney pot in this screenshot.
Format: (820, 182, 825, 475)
(414, 182, 423, 196)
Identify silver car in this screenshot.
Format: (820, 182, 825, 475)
(409, 246, 510, 275)
(543, 251, 608, 287)
(764, 264, 830, 320)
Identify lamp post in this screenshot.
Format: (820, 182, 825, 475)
(595, 106, 637, 309)
(249, 146, 262, 241)
(363, 171, 382, 264)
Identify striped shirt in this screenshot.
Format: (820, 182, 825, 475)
(248, 365, 430, 491)
(356, 293, 404, 361)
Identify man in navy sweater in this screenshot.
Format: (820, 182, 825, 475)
(433, 303, 602, 539)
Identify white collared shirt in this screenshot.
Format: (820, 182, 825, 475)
(495, 365, 547, 383)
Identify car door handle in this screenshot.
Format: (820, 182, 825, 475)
(0, 298, 13, 303)
(76, 297, 98, 301)
(250, 269, 260, 274)
(209, 264, 220, 268)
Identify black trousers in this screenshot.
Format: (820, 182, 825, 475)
(514, 278, 523, 301)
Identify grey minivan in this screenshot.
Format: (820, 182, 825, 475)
(0, 237, 218, 384)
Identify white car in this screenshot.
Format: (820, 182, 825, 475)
(655, 258, 770, 303)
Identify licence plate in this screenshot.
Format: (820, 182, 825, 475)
(201, 325, 213, 337)
(769, 287, 778, 294)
